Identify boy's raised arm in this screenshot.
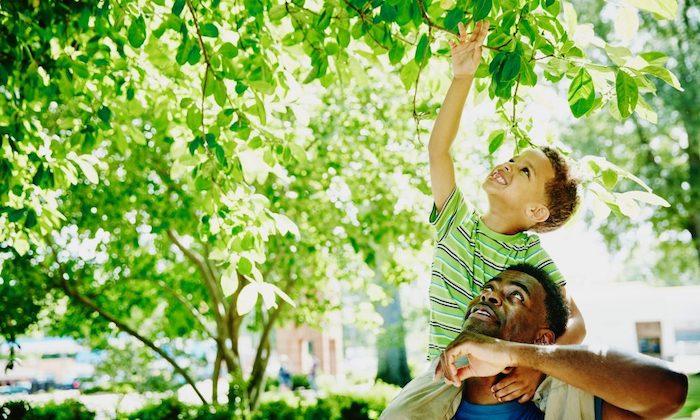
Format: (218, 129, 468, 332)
(428, 21, 489, 212)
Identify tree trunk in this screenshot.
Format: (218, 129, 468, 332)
(212, 347, 222, 404)
(375, 282, 411, 387)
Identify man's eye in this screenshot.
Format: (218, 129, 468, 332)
(484, 285, 493, 291)
(511, 291, 524, 302)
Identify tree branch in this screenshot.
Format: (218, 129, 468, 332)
(167, 229, 225, 323)
(156, 279, 218, 341)
(46, 244, 208, 405)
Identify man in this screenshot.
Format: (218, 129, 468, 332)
(381, 264, 688, 419)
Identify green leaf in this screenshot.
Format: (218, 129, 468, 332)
(567, 68, 595, 118)
(488, 130, 505, 154)
(237, 282, 259, 315)
(499, 52, 521, 82)
(400, 61, 419, 90)
(640, 65, 683, 91)
(602, 169, 618, 189)
(97, 106, 112, 124)
(24, 209, 37, 228)
(635, 96, 657, 124)
(128, 16, 147, 48)
(639, 51, 668, 66)
(221, 266, 239, 297)
(615, 69, 638, 118)
(237, 257, 253, 275)
(388, 42, 405, 64)
(337, 28, 350, 47)
(219, 42, 238, 58)
(414, 34, 430, 66)
(621, 190, 670, 207)
(444, 8, 465, 30)
(604, 44, 631, 67)
(201, 23, 219, 38)
(380, 3, 398, 21)
(214, 79, 227, 107)
(70, 154, 99, 184)
(622, 0, 677, 19)
(172, 0, 185, 16)
(473, 0, 493, 21)
(186, 106, 202, 132)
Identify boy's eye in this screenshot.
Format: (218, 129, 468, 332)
(509, 158, 515, 163)
(521, 167, 530, 177)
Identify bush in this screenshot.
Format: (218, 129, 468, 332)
(264, 377, 280, 391)
(291, 374, 309, 390)
(252, 400, 301, 420)
(126, 398, 189, 420)
(193, 405, 231, 420)
(1, 401, 32, 419)
(30, 400, 95, 420)
(0, 400, 95, 420)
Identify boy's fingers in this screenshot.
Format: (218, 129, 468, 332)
(493, 382, 521, 399)
(519, 393, 533, 403)
(458, 22, 467, 40)
(492, 376, 517, 392)
(479, 21, 490, 41)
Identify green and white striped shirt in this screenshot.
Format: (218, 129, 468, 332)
(427, 187, 565, 360)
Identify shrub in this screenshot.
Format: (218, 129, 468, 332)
(126, 398, 189, 420)
(252, 400, 301, 420)
(291, 374, 309, 390)
(1, 401, 32, 419)
(1, 400, 95, 420)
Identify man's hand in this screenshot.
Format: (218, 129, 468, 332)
(449, 20, 490, 79)
(433, 331, 517, 386)
(492, 367, 546, 403)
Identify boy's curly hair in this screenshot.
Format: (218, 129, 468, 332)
(531, 146, 580, 233)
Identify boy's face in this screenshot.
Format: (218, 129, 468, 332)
(482, 148, 555, 224)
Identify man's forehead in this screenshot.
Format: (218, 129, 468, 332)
(486, 270, 539, 288)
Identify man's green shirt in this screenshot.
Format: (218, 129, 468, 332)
(427, 187, 565, 360)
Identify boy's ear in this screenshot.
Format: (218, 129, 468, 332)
(527, 204, 550, 224)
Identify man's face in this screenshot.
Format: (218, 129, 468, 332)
(482, 148, 555, 217)
(463, 270, 549, 343)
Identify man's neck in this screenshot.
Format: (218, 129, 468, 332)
(463, 376, 501, 405)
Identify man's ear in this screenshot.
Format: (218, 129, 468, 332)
(526, 204, 550, 224)
(535, 329, 556, 345)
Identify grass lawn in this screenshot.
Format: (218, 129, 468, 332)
(675, 374, 700, 418)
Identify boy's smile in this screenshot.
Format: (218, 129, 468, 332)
(480, 148, 556, 231)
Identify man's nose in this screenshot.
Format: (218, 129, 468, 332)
(481, 290, 502, 306)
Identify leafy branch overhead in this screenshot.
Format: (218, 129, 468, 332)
(0, 0, 681, 317)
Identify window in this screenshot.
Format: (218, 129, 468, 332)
(636, 322, 662, 356)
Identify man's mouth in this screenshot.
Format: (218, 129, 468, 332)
(468, 304, 498, 323)
(490, 170, 508, 186)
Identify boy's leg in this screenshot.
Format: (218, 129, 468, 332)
(380, 360, 462, 420)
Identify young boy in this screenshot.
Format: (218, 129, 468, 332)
(426, 20, 585, 402)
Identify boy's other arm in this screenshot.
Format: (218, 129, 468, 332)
(555, 289, 586, 345)
(429, 21, 489, 212)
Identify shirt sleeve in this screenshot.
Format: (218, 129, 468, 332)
(428, 187, 472, 242)
(524, 240, 566, 287)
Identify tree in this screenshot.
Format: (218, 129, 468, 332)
(562, 0, 699, 284)
(0, 0, 682, 415)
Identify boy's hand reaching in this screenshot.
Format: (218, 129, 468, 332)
(492, 366, 546, 403)
(449, 20, 490, 79)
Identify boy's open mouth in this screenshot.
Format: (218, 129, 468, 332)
(490, 169, 508, 186)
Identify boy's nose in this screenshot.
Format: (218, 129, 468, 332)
(503, 164, 511, 173)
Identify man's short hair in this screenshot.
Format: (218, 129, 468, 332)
(507, 263, 569, 338)
(532, 146, 580, 233)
